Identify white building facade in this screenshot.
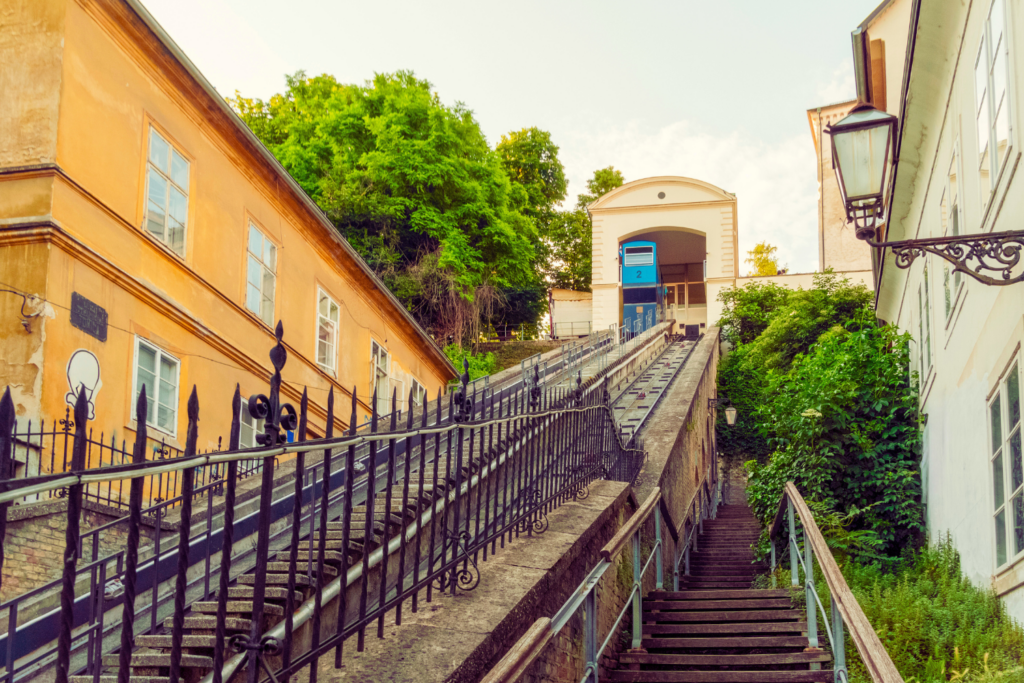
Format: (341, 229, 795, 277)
(870, 0, 1024, 617)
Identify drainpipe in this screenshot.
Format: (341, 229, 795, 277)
(817, 107, 825, 272)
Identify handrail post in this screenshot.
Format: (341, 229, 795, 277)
(831, 594, 847, 681)
(805, 533, 818, 650)
(788, 499, 798, 587)
(631, 532, 643, 650)
(584, 589, 598, 683)
(654, 505, 663, 590)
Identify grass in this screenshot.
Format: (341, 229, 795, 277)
(475, 340, 560, 372)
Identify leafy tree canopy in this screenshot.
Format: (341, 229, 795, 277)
(496, 128, 567, 221)
(745, 241, 785, 276)
(230, 71, 538, 342)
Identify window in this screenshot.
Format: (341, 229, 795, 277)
(133, 337, 180, 436)
(411, 379, 427, 407)
(991, 359, 1022, 567)
(976, 0, 1012, 204)
(317, 289, 340, 373)
(246, 223, 277, 326)
(918, 266, 932, 377)
(145, 128, 189, 256)
(623, 246, 654, 266)
(239, 401, 266, 449)
(371, 341, 390, 416)
(940, 148, 964, 320)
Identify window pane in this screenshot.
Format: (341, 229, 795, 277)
(992, 47, 1008, 113)
(264, 241, 277, 271)
(157, 403, 174, 431)
(995, 451, 1005, 509)
(1009, 363, 1021, 428)
(990, 0, 1004, 52)
(992, 396, 1003, 452)
(147, 168, 167, 237)
(943, 265, 952, 318)
(246, 283, 261, 315)
(261, 270, 276, 323)
(170, 150, 189, 190)
(687, 283, 707, 305)
(976, 41, 988, 114)
(240, 420, 254, 448)
(149, 129, 169, 172)
(247, 255, 262, 289)
(159, 356, 176, 383)
(996, 509, 1008, 565)
(138, 343, 157, 374)
(1015, 493, 1024, 555)
(168, 219, 185, 256)
(317, 339, 329, 367)
(1012, 429, 1023, 492)
(169, 187, 187, 225)
(319, 293, 329, 317)
(248, 224, 263, 258)
(330, 301, 339, 323)
(994, 99, 1010, 171)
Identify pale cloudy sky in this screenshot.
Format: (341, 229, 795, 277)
(141, 0, 877, 274)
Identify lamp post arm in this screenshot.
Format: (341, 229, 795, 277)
(865, 230, 1024, 286)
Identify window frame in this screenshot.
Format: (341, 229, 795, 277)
(990, 357, 1023, 570)
(941, 144, 966, 325)
(918, 263, 933, 378)
(975, 0, 1013, 209)
(131, 336, 181, 438)
(143, 127, 190, 257)
(316, 287, 340, 375)
(239, 399, 266, 449)
(245, 221, 278, 327)
(371, 340, 390, 416)
(411, 379, 427, 407)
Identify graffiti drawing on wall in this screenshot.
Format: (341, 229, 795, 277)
(66, 349, 102, 419)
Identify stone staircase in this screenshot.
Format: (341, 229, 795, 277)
(69, 456, 454, 683)
(607, 504, 832, 682)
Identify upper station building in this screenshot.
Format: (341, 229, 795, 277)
(589, 177, 740, 336)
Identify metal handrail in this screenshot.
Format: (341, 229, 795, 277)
(480, 488, 664, 683)
(671, 460, 722, 590)
(769, 482, 904, 683)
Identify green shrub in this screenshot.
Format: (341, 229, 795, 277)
(745, 324, 923, 557)
(444, 344, 498, 381)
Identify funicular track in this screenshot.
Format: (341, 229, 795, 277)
(610, 335, 700, 443)
(0, 323, 670, 683)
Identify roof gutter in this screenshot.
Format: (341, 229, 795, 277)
(121, 0, 457, 378)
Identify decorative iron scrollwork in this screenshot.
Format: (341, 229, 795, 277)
(516, 489, 549, 535)
(433, 531, 480, 592)
(248, 322, 297, 447)
(868, 231, 1024, 286)
(563, 464, 592, 501)
(229, 634, 282, 683)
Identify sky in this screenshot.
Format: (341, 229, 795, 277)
(141, 0, 882, 274)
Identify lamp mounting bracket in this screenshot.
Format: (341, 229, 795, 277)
(866, 230, 1024, 286)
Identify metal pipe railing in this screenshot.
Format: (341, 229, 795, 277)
(769, 482, 903, 683)
(480, 488, 664, 683)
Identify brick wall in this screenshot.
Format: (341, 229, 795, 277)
(2, 498, 169, 603)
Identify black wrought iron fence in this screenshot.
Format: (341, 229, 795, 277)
(0, 323, 647, 683)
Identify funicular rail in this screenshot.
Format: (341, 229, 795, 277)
(770, 482, 903, 683)
(0, 322, 671, 683)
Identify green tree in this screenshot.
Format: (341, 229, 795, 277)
(745, 241, 784, 276)
(539, 166, 625, 292)
(496, 127, 567, 221)
(229, 71, 537, 344)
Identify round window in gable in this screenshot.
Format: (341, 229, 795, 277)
(658, 192, 666, 199)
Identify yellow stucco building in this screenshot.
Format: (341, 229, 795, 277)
(0, 0, 456, 477)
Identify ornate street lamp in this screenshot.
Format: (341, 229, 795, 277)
(827, 102, 1024, 286)
(709, 397, 738, 426)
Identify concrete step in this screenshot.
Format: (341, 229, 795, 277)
(192, 601, 284, 616)
(264, 562, 338, 577)
(618, 652, 832, 667)
(162, 615, 251, 632)
(226, 587, 302, 603)
(102, 653, 213, 669)
(643, 622, 807, 636)
(71, 677, 168, 683)
(644, 598, 792, 611)
(643, 610, 801, 623)
(135, 635, 218, 650)
(647, 590, 790, 600)
(237, 573, 310, 587)
(640, 636, 809, 649)
(605, 671, 833, 682)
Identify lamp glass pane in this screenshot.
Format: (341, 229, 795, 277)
(833, 124, 889, 200)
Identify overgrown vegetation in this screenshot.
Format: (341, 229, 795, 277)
(714, 272, 1024, 680)
(231, 72, 621, 346)
(443, 344, 498, 381)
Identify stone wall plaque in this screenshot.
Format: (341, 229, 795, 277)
(70, 292, 108, 342)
